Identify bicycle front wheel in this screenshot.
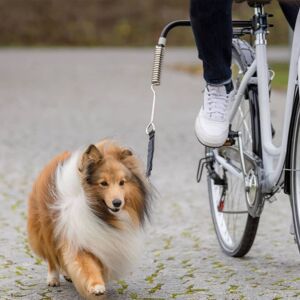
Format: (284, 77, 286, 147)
(289, 86, 300, 250)
(207, 40, 262, 257)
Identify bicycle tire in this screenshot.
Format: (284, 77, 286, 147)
(206, 39, 262, 257)
(288, 86, 300, 251)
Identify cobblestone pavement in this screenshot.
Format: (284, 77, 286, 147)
(0, 48, 299, 300)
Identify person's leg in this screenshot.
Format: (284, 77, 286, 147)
(190, 0, 234, 147)
(190, 0, 232, 85)
(279, 1, 299, 30)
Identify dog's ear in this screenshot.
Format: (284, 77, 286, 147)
(79, 144, 102, 172)
(120, 148, 133, 160)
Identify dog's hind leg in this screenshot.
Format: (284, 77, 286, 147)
(65, 250, 106, 298)
(47, 262, 60, 287)
(63, 274, 72, 282)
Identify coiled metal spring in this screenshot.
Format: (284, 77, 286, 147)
(151, 44, 165, 86)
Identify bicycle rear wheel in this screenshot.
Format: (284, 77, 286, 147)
(206, 39, 262, 257)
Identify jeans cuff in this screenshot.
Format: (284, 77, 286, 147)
(206, 77, 232, 86)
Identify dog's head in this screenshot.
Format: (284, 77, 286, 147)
(78, 142, 150, 227)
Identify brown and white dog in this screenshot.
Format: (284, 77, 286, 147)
(27, 140, 151, 299)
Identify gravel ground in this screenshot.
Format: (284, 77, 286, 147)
(0, 48, 299, 300)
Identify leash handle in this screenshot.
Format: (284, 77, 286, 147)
(146, 130, 155, 177)
(146, 84, 157, 177)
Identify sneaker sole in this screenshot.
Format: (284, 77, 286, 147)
(195, 130, 226, 148)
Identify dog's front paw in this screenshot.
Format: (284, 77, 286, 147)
(47, 277, 60, 287)
(88, 284, 106, 295)
(47, 271, 60, 287)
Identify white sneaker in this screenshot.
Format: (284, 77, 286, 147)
(195, 83, 234, 147)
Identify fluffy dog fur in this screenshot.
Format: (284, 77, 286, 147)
(27, 140, 151, 299)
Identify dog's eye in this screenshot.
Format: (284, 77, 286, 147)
(100, 181, 108, 187)
(119, 180, 125, 186)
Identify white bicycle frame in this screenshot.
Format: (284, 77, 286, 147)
(214, 7, 300, 194)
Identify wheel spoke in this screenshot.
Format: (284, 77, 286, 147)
(237, 107, 252, 145)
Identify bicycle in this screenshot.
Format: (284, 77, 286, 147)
(148, 0, 300, 257)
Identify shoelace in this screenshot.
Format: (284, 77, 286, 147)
(205, 86, 230, 122)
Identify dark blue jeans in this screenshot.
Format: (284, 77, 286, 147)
(190, 0, 299, 85)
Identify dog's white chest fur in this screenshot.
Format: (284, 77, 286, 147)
(52, 151, 143, 279)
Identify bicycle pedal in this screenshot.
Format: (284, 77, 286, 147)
(223, 129, 238, 146)
(223, 138, 236, 146)
(228, 129, 239, 139)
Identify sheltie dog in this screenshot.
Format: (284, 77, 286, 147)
(27, 140, 151, 299)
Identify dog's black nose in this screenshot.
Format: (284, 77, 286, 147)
(112, 199, 122, 208)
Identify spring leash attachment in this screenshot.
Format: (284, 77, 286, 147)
(146, 41, 166, 178)
(151, 42, 165, 86)
(146, 32, 169, 177)
(145, 21, 193, 177)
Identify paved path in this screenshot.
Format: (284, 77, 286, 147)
(0, 48, 299, 300)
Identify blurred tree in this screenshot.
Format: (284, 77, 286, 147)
(0, 0, 289, 46)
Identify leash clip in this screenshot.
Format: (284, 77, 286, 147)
(145, 84, 157, 134)
(146, 122, 155, 135)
